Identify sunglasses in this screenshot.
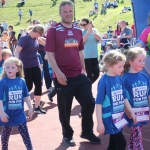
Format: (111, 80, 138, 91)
(80, 24, 87, 27)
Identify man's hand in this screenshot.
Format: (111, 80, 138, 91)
(56, 71, 67, 85)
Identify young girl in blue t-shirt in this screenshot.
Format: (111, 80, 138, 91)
(96, 50, 137, 150)
(122, 47, 150, 150)
(0, 57, 34, 150)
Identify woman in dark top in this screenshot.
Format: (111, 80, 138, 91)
(15, 25, 46, 114)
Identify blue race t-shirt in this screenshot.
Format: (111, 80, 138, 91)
(0, 77, 29, 126)
(96, 74, 127, 134)
(18, 33, 40, 68)
(0, 59, 4, 74)
(82, 28, 99, 59)
(122, 72, 150, 127)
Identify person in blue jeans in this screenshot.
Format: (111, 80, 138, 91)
(29, 9, 33, 18)
(38, 44, 53, 91)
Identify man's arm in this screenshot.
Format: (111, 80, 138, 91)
(79, 50, 85, 71)
(123, 34, 132, 39)
(46, 52, 67, 85)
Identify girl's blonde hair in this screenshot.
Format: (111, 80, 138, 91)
(1, 57, 24, 78)
(2, 49, 12, 58)
(102, 50, 126, 72)
(123, 47, 146, 74)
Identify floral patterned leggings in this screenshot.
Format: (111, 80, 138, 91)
(129, 126, 144, 150)
(1, 122, 33, 150)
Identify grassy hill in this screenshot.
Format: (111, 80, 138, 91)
(0, 0, 133, 34)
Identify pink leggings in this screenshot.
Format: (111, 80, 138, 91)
(129, 126, 144, 150)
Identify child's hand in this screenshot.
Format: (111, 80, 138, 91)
(27, 108, 33, 121)
(0, 112, 9, 122)
(97, 123, 105, 135)
(131, 112, 137, 124)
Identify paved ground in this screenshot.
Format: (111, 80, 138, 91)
(0, 76, 150, 150)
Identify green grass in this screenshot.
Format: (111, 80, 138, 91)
(0, 0, 133, 34)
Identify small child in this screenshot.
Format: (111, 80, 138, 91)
(37, 52, 44, 84)
(122, 47, 150, 150)
(101, 32, 109, 52)
(1, 31, 10, 48)
(0, 57, 34, 150)
(101, 4, 107, 15)
(0, 46, 12, 74)
(108, 30, 115, 39)
(105, 42, 113, 53)
(44, 54, 56, 102)
(96, 51, 136, 150)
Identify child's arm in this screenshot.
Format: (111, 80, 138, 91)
(24, 96, 33, 121)
(0, 100, 9, 122)
(44, 54, 48, 60)
(124, 99, 137, 124)
(96, 104, 105, 135)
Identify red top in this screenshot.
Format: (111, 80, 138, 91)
(131, 24, 136, 38)
(114, 30, 121, 37)
(45, 23, 84, 77)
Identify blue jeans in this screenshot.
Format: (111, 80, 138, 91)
(38, 50, 52, 89)
(19, 14, 22, 21)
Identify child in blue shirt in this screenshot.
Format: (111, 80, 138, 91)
(37, 53, 44, 84)
(122, 47, 150, 150)
(0, 46, 12, 74)
(96, 50, 136, 150)
(44, 54, 56, 102)
(0, 57, 34, 150)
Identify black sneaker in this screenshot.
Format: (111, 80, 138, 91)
(33, 100, 45, 108)
(34, 106, 46, 114)
(63, 137, 76, 146)
(40, 101, 45, 107)
(80, 132, 101, 144)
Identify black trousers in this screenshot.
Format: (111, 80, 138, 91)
(55, 74, 95, 138)
(84, 58, 99, 84)
(24, 66, 42, 96)
(107, 131, 126, 150)
(38, 50, 52, 89)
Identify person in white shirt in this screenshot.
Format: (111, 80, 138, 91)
(2, 21, 8, 31)
(18, 9, 23, 22)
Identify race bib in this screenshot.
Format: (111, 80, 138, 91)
(112, 112, 128, 130)
(8, 90, 22, 109)
(133, 107, 150, 122)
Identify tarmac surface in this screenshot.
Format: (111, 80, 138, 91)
(0, 75, 150, 150)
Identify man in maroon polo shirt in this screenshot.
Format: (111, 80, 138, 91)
(45, 1, 100, 146)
